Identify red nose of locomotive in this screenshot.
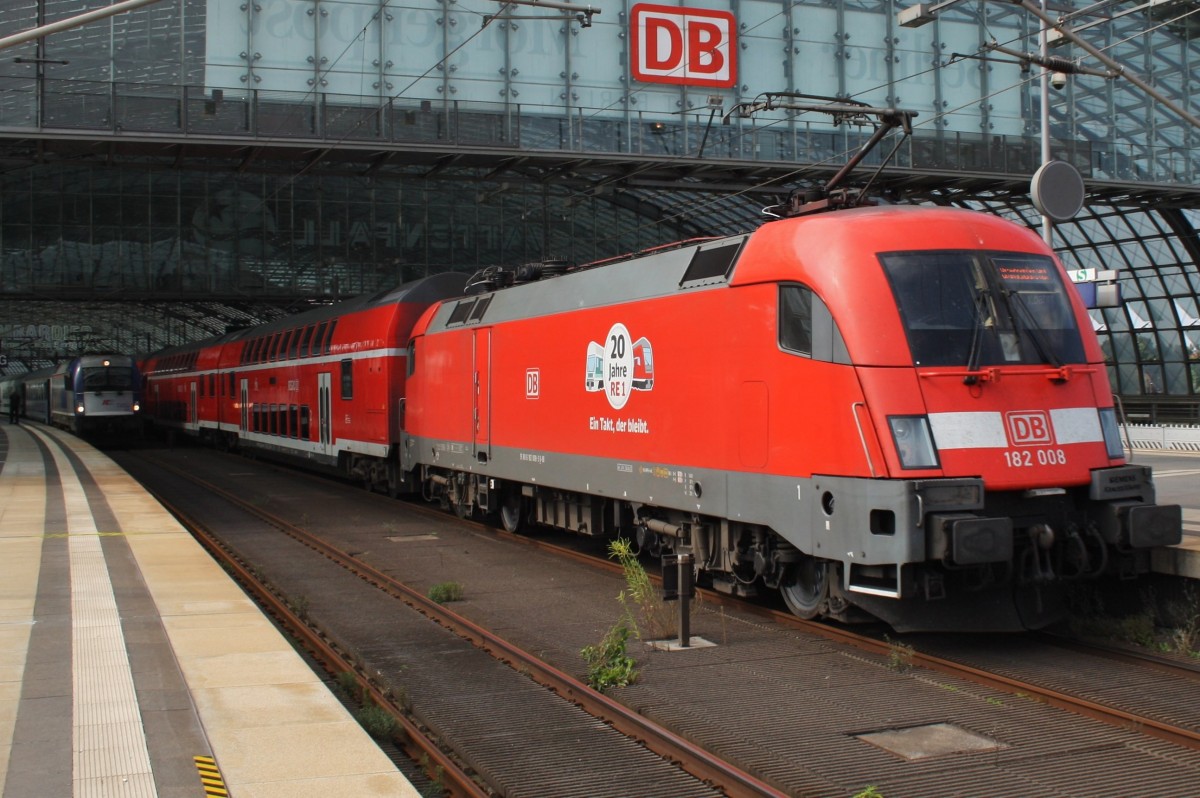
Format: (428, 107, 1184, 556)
(913, 370, 1121, 490)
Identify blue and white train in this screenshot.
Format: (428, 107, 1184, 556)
(1, 354, 142, 439)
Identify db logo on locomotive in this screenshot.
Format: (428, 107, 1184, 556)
(1005, 410, 1055, 446)
(586, 323, 655, 410)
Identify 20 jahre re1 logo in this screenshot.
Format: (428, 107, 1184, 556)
(586, 323, 655, 411)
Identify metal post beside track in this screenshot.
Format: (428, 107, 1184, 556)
(662, 553, 694, 648)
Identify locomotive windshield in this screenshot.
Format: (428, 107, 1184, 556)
(81, 365, 135, 392)
(880, 250, 1086, 368)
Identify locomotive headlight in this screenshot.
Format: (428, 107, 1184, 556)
(75, 404, 85, 414)
(1098, 408, 1125, 460)
(888, 415, 940, 469)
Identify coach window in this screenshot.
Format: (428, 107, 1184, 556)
(778, 284, 850, 364)
(340, 359, 354, 399)
(288, 329, 302, 359)
(310, 322, 327, 356)
(289, 405, 299, 437)
(300, 405, 311, 439)
(299, 325, 315, 358)
(323, 321, 338, 354)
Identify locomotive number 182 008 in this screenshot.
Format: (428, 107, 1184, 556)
(1003, 449, 1068, 468)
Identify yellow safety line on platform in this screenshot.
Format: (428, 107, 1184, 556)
(193, 755, 229, 797)
(41, 530, 152, 538)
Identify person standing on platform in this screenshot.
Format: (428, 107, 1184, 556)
(7, 390, 20, 424)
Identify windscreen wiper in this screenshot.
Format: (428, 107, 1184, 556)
(1005, 289, 1064, 369)
(963, 288, 991, 385)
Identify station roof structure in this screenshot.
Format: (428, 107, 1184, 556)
(1, 0, 1200, 417)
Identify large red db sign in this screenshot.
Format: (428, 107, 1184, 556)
(631, 4, 737, 88)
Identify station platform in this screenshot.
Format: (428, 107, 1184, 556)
(0, 422, 420, 798)
(1151, 507, 1200, 579)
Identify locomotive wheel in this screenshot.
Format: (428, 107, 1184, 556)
(499, 494, 524, 534)
(780, 558, 828, 619)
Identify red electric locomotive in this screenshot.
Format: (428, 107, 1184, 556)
(141, 273, 466, 494)
(402, 205, 1181, 631)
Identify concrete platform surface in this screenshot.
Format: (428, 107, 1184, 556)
(0, 423, 419, 798)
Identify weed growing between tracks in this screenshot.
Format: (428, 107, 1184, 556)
(335, 670, 402, 739)
(611, 537, 674, 640)
(581, 622, 638, 692)
(427, 581, 465, 604)
(883, 636, 915, 673)
(581, 538, 664, 692)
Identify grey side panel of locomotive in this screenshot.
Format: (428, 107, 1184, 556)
(411, 436, 730, 518)
(426, 236, 751, 332)
(408, 435, 978, 595)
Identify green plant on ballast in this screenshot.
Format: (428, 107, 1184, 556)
(581, 537, 660, 692)
(883, 636, 914, 673)
(356, 703, 400, 739)
(335, 670, 359, 698)
(609, 537, 675, 640)
(581, 620, 638, 692)
(427, 581, 464, 604)
(853, 787, 885, 798)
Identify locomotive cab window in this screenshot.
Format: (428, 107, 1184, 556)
(778, 284, 849, 364)
(880, 250, 1086, 368)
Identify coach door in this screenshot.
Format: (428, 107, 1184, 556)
(473, 328, 491, 461)
(239, 379, 249, 432)
(317, 372, 333, 455)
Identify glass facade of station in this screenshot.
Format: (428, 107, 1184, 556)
(1, 0, 1199, 408)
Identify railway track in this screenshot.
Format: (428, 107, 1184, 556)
(116, 444, 1200, 798)
(387, 476, 1200, 755)
(121, 447, 785, 798)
